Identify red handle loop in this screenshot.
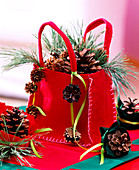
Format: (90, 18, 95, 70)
(83, 18, 113, 56)
(38, 21, 77, 72)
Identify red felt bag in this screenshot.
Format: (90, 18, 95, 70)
(28, 18, 116, 147)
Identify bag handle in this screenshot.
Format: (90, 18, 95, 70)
(38, 21, 77, 72)
(83, 18, 113, 56)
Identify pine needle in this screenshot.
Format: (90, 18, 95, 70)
(0, 47, 40, 71)
(102, 52, 137, 96)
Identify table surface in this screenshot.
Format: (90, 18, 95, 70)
(2, 133, 139, 170)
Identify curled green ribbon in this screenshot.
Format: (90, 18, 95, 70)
(31, 128, 52, 158)
(30, 139, 42, 158)
(80, 143, 104, 161)
(34, 128, 52, 134)
(35, 106, 46, 116)
(70, 71, 87, 139)
(100, 146, 105, 165)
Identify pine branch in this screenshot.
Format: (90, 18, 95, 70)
(41, 21, 105, 55)
(0, 47, 40, 71)
(42, 27, 67, 55)
(102, 52, 137, 96)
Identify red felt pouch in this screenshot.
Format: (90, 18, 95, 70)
(28, 18, 116, 147)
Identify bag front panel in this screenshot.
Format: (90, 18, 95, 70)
(28, 68, 116, 146)
(28, 68, 91, 144)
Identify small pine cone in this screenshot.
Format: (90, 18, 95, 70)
(107, 130, 132, 157)
(30, 68, 45, 83)
(122, 97, 139, 114)
(0, 107, 29, 138)
(63, 84, 81, 103)
(64, 127, 81, 143)
(26, 105, 39, 118)
(25, 82, 37, 94)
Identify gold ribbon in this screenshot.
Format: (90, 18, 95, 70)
(117, 115, 139, 125)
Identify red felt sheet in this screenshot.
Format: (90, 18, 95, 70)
(5, 129, 139, 170)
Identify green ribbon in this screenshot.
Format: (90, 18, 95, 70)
(34, 128, 52, 134)
(70, 103, 74, 126)
(35, 106, 46, 116)
(32, 91, 46, 117)
(100, 146, 105, 165)
(70, 71, 87, 139)
(71, 71, 87, 89)
(80, 143, 104, 161)
(30, 140, 42, 158)
(31, 128, 52, 158)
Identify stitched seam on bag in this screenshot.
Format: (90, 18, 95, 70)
(37, 135, 65, 144)
(109, 80, 117, 122)
(88, 76, 94, 144)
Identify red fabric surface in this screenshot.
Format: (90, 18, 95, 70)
(28, 129, 139, 170)
(113, 158, 139, 170)
(28, 68, 116, 147)
(5, 129, 139, 170)
(83, 18, 112, 55)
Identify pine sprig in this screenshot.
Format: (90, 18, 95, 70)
(102, 52, 137, 95)
(0, 47, 40, 71)
(42, 26, 67, 55)
(42, 22, 105, 55)
(0, 114, 44, 166)
(0, 117, 35, 166)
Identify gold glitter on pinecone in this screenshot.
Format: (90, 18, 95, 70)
(64, 127, 81, 143)
(26, 105, 40, 118)
(30, 68, 45, 82)
(0, 107, 29, 138)
(122, 97, 139, 114)
(25, 82, 37, 94)
(107, 130, 132, 157)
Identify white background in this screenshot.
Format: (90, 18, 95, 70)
(0, 0, 138, 99)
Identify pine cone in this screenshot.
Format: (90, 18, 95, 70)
(45, 57, 55, 70)
(26, 105, 40, 118)
(75, 48, 102, 74)
(63, 84, 81, 103)
(30, 69, 45, 82)
(51, 58, 65, 72)
(107, 130, 132, 157)
(122, 97, 139, 114)
(25, 82, 37, 94)
(59, 51, 68, 59)
(45, 49, 102, 74)
(45, 51, 71, 73)
(64, 127, 81, 143)
(0, 107, 29, 138)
